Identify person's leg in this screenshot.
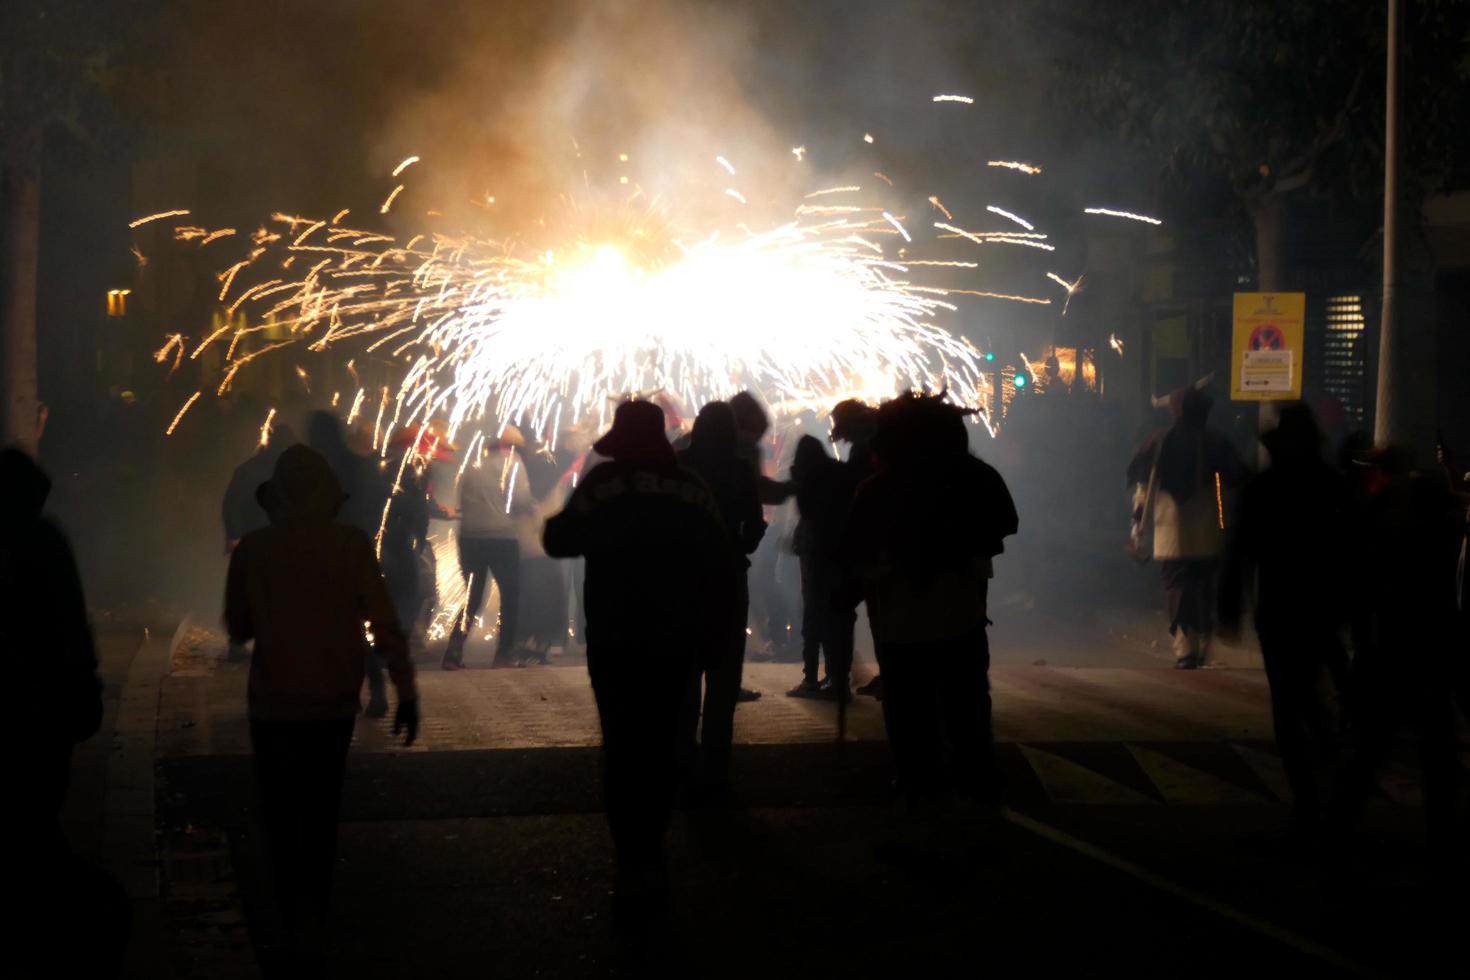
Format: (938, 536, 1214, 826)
(591, 645, 688, 892)
(798, 556, 821, 688)
(699, 574, 748, 785)
(1259, 629, 1320, 830)
(938, 628, 999, 801)
(251, 721, 304, 935)
(1192, 559, 1220, 663)
(879, 642, 943, 807)
(483, 538, 522, 662)
(446, 537, 491, 666)
(294, 717, 356, 928)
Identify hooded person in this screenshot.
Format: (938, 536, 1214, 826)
(676, 402, 766, 787)
(1127, 381, 1246, 667)
(3, 449, 127, 980)
(1218, 403, 1352, 839)
(225, 444, 417, 951)
(542, 400, 733, 937)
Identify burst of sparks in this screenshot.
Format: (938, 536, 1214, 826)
(1047, 272, 1084, 314)
(166, 391, 202, 435)
(1109, 333, 1125, 355)
(927, 196, 954, 220)
(259, 407, 276, 446)
(1084, 207, 1162, 225)
(380, 185, 406, 214)
(932, 94, 975, 104)
(392, 155, 420, 178)
(988, 161, 1042, 175)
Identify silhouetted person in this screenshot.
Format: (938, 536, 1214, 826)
(676, 402, 766, 789)
(443, 428, 530, 669)
(4, 448, 128, 976)
(225, 445, 418, 959)
(787, 433, 847, 697)
(1218, 404, 1351, 840)
(829, 398, 879, 699)
(1326, 446, 1463, 854)
(223, 422, 298, 552)
(377, 436, 433, 685)
(841, 393, 1017, 814)
(306, 410, 381, 535)
(1127, 383, 1246, 667)
(542, 400, 733, 944)
(730, 391, 796, 691)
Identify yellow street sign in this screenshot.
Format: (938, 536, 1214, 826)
(1231, 292, 1305, 401)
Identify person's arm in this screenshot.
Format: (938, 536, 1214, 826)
(41, 522, 102, 742)
(542, 480, 592, 558)
(224, 539, 254, 644)
(739, 466, 769, 555)
(1216, 485, 1254, 640)
(756, 474, 796, 506)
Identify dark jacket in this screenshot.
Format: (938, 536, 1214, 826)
(1218, 456, 1354, 633)
(2, 450, 101, 745)
(677, 410, 766, 560)
(226, 446, 414, 721)
(542, 460, 733, 651)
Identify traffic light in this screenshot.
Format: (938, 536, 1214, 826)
(1012, 372, 1028, 389)
(983, 350, 996, 362)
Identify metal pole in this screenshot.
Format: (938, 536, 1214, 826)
(1373, 0, 1402, 445)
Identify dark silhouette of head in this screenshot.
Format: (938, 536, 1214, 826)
(728, 391, 770, 442)
(265, 422, 298, 452)
(688, 402, 738, 459)
(306, 410, 347, 456)
(0, 447, 51, 530)
(256, 444, 345, 524)
(1260, 403, 1323, 465)
(593, 400, 675, 467)
(872, 392, 975, 469)
(830, 399, 876, 443)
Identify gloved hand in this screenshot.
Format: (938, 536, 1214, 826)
(393, 698, 420, 747)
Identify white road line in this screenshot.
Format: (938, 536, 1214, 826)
(1001, 808, 1384, 979)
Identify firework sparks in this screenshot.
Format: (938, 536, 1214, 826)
(932, 94, 975, 104)
(927, 196, 954, 220)
(985, 205, 1035, 231)
(715, 155, 736, 175)
(1109, 333, 1125, 355)
(881, 212, 912, 242)
(392, 155, 420, 178)
(1046, 272, 1084, 314)
(791, 146, 806, 161)
(1084, 207, 1162, 225)
(725, 188, 747, 204)
(130, 209, 190, 229)
(380, 184, 406, 214)
(987, 161, 1042, 175)
(259, 407, 276, 446)
(166, 391, 203, 435)
(863, 133, 874, 144)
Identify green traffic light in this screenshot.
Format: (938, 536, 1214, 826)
(1013, 373, 1028, 388)
(984, 350, 996, 362)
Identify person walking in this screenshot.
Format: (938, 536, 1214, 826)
(225, 445, 418, 959)
(1127, 382, 1246, 668)
(542, 400, 733, 944)
(676, 402, 766, 791)
(1218, 404, 1352, 840)
(443, 428, 531, 670)
(841, 393, 1017, 817)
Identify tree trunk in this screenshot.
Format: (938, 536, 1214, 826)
(1, 156, 42, 455)
(1251, 194, 1285, 292)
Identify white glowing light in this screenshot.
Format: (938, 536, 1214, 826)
(1084, 207, 1162, 225)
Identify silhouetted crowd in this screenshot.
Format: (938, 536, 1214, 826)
(6, 382, 1468, 975)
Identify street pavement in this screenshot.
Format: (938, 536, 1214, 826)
(79, 614, 1463, 978)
